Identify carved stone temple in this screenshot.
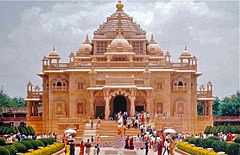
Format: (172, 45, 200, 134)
(25, 0, 214, 135)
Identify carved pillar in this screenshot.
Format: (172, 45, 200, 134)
(209, 101, 213, 116)
(202, 102, 205, 116)
(33, 102, 38, 116)
(104, 90, 110, 120)
(146, 91, 152, 113)
(89, 91, 95, 119)
(130, 97, 136, 116)
(130, 89, 136, 116)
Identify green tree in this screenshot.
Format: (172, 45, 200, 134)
(212, 97, 221, 116)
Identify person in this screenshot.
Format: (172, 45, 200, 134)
(69, 141, 75, 155)
(157, 140, 163, 155)
(94, 143, 100, 155)
(145, 140, 149, 155)
(169, 137, 176, 155)
(91, 135, 94, 142)
(125, 136, 129, 149)
(63, 135, 68, 147)
(163, 139, 170, 155)
(129, 137, 134, 150)
(146, 113, 150, 124)
(85, 139, 91, 155)
(90, 120, 93, 129)
(97, 117, 101, 129)
(79, 141, 84, 155)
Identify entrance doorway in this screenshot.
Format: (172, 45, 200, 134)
(96, 106, 105, 119)
(113, 96, 127, 114)
(135, 106, 144, 113)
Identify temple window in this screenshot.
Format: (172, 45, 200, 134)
(57, 82, 62, 87)
(157, 103, 163, 114)
(173, 80, 187, 91)
(157, 82, 163, 90)
(52, 78, 68, 91)
(77, 82, 84, 90)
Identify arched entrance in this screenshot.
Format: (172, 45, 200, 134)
(113, 95, 127, 114)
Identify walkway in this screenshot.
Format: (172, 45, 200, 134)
(72, 146, 183, 155)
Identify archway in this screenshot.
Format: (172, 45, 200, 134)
(113, 95, 127, 114)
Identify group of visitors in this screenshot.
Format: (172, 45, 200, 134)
(4, 132, 57, 143)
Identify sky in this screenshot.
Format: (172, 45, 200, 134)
(0, 0, 239, 99)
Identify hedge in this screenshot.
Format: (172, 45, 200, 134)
(4, 145, 17, 155)
(0, 126, 35, 135)
(234, 136, 240, 144)
(177, 142, 218, 155)
(226, 143, 240, 155)
(204, 125, 240, 135)
(12, 142, 28, 153)
(0, 146, 10, 155)
(23, 142, 64, 155)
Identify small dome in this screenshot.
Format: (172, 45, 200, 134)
(48, 46, 60, 59)
(147, 34, 163, 55)
(107, 32, 133, 52)
(180, 45, 191, 57)
(77, 35, 92, 54)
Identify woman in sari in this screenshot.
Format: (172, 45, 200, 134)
(79, 141, 84, 155)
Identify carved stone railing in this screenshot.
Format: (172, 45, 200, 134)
(28, 116, 43, 121)
(197, 116, 212, 121)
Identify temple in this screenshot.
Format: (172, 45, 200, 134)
(25, 0, 214, 135)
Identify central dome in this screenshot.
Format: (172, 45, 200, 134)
(107, 32, 133, 52)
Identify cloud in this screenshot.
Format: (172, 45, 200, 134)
(0, 0, 238, 98)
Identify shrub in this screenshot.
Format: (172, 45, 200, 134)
(0, 146, 10, 155)
(209, 136, 219, 141)
(35, 140, 44, 147)
(202, 139, 215, 148)
(0, 138, 6, 146)
(4, 145, 17, 155)
(23, 142, 64, 155)
(21, 141, 34, 150)
(177, 142, 218, 155)
(226, 143, 240, 155)
(47, 137, 56, 145)
(234, 136, 240, 144)
(12, 142, 27, 153)
(39, 138, 49, 146)
(185, 136, 193, 142)
(204, 126, 212, 134)
(30, 140, 38, 150)
(195, 138, 203, 147)
(22, 138, 32, 141)
(189, 137, 197, 144)
(211, 140, 227, 152)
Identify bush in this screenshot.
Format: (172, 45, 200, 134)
(234, 136, 240, 143)
(47, 137, 56, 145)
(177, 142, 218, 155)
(35, 140, 44, 147)
(202, 139, 215, 148)
(30, 140, 38, 150)
(211, 140, 227, 152)
(4, 145, 17, 155)
(0, 138, 6, 146)
(39, 138, 49, 146)
(23, 142, 64, 155)
(22, 138, 32, 141)
(204, 126, 212, 134)
(185, 136, 193, 142)
(189, 137, 197, 144)
(12, 142, 27, 153)
(195, 138, 203, 147)
(0, 146, 10, 155)
(21, 141, 34, 150)
(209, 136, 219, 141)
(226, 143, 240, 155)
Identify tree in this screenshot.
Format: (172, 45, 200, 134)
(212, 97, 221, 116)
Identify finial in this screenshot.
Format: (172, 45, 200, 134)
(184, 45, 187, 51)
(116, 0, 124, 10)
(149, 34, 156, 44)
(84, 34, 91, 44)
(53, 46, 55, 51)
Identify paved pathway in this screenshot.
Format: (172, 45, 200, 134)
(72, 147, 183, 155)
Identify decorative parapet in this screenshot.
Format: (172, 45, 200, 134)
(197, 82, 213, 99)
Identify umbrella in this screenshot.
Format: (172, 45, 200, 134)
(64, 129, 77, 134)
(163, 128, 176, 134)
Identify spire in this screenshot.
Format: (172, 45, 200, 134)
(116, 13, 123, 36)
(116, 0, 124, 10)
(53, 46, 55, 52)
(149, 34, 156, 44)
(84, 34, 91, 44)
(184, 45, 187, 51)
